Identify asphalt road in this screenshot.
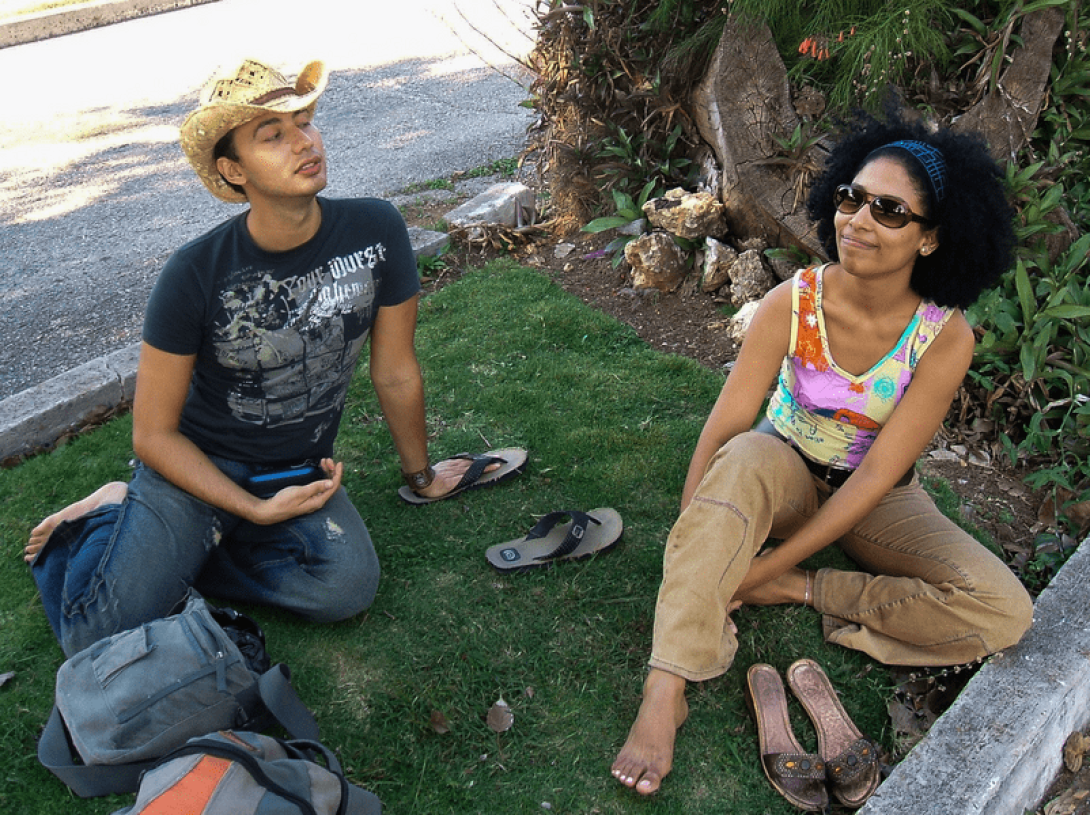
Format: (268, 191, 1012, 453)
(0, 0, 537, 400)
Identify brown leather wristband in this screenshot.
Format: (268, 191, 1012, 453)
(402, 464, 435, 492)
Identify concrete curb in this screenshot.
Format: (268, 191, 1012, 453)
(0, 0, 219, 48)
(0, 344, 140, 461)
(861, 535, 1090, 815)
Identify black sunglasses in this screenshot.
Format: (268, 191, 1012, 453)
(833, 184, 933, 229)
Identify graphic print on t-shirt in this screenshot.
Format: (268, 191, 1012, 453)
(212, 245, 384, 438)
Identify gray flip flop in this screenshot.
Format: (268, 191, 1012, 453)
(485, 508, 623, 572)
(398, 448, 527, 505)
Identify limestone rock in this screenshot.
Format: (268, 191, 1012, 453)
(702, 237, 737, 293)
(625, 232, 687, 292)
(728, 300, 761, 343)
(728, 249, 776, 307)
(642, 188, 728, 240)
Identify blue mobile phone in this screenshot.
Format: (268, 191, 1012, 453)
(244, 465, 325, 498)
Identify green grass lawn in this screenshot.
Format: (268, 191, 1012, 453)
(1, 260, 900, 814)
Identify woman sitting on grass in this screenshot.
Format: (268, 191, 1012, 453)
(611, 111, 1034, 795)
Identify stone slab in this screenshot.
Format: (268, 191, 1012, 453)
(445, 182, 535, 228)
(407, 227, 450, 258)
(861, 536, 1090, 815)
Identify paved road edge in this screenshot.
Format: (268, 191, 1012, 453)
(0, 0, 219, 49)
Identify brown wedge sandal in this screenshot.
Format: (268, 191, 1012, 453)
(787, 658, 880, 809)
(745, 664, 829, 813)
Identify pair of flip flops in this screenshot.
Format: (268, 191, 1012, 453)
(398, 448, 528, 505)
(746, 659, 881, 812)
(396, 448, 621, 571)
(485, 508, 623, 572)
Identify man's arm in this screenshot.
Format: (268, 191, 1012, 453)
(368, 296, 492, 497)
(131, 342, 342, 525)
(368, 296, 429, 471)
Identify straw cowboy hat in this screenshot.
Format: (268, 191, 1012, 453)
(180, 58, 329, 203)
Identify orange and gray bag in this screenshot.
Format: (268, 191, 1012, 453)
(112, 730, 381, 815)
(37, 590, 321, 798)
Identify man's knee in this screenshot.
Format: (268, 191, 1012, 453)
(301, 530, 380, 622)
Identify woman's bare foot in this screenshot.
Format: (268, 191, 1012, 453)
(611, 668, 689, 795)
(25, 481, 128, 563)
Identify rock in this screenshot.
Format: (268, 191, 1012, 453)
(408, 227, 450, 258)
(728, 249, 777, 306)
(702, 237, 737, 293)
(445, 182, 536, 228)
(691, 14, 826, 260)
(554, 242, 576, 259)
(728, 300, 761, 343)
(952, 6, 1065, 163)
(642, 188, 728, 240)
(625, 232, 687, 292)
(737, 236, 769, 254)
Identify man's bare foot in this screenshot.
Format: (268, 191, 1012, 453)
(25, 481, 128, 563)
(611, 668, 689, 795)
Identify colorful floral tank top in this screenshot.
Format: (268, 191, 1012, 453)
(766, 265, 955, 470)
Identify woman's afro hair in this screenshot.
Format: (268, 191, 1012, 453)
(806, 109, 1016, 310)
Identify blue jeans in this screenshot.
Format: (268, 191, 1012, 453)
(32, 457, 380, 656)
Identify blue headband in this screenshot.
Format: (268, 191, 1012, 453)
(881, 140, 947, 205)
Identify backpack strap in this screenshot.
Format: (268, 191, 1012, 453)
(255, 664, 320, 741)
(38, 706, 154, 798)
(38, 663, 319, 798)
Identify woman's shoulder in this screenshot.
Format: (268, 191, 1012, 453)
(917, 306, 974, 373)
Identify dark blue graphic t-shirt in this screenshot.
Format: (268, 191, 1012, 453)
(143, 197, 420, 464)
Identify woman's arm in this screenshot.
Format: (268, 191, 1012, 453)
(734, 310, 976, 596)
(132, 343, 342, 525)
(680, 281, 793, 509)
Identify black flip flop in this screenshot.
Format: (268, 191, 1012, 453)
(485, 508, 623, 572)
(398, 448, 528, 505)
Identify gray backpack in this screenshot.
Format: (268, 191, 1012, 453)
(113, 730, 381, 815)
(38, 590, 319, 798)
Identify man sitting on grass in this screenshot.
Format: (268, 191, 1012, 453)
(27, 58, 510, 656)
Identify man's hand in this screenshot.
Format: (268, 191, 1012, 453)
(411, 456, 501, 500)
(251, 458, 343, 525)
